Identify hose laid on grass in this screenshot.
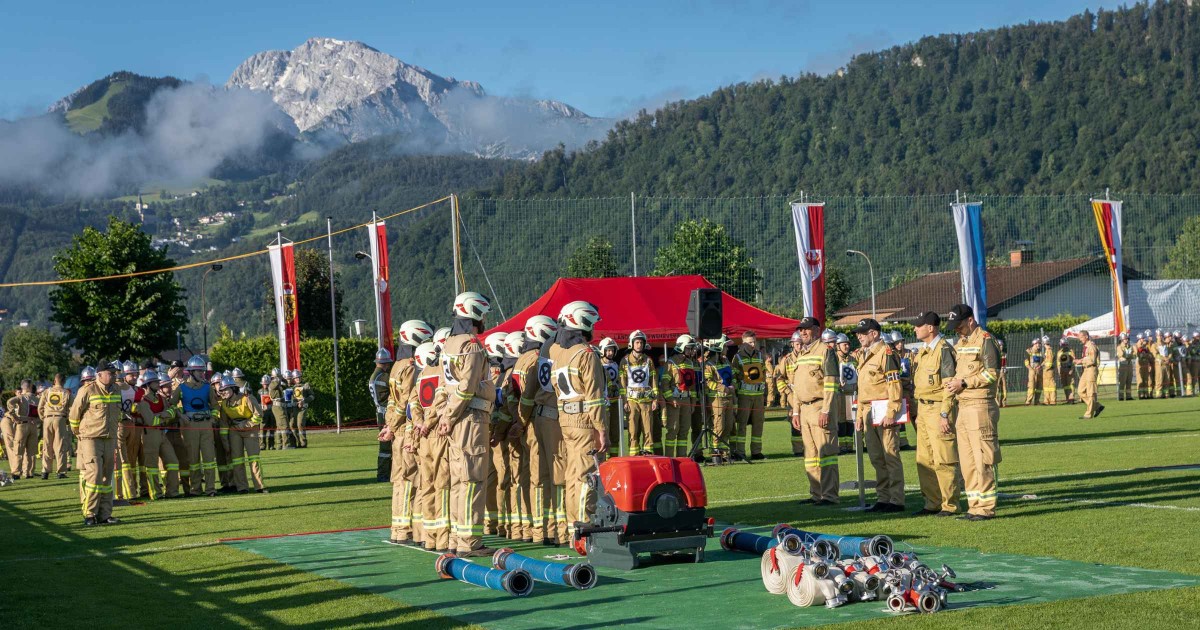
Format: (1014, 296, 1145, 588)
(492, 548, 597, 590)
(760, 546, 804, 594)
(436, 553, 534, 597)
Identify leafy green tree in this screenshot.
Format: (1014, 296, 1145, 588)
(889, 268, 923, 289)
(1161, 215, 1200, 279)
(50, 217, 187, 362)
(0, 327, 72, 389)
(824, 263, 853, 316)
(652, 219, 762, 301)
(565, 236, 619, 278)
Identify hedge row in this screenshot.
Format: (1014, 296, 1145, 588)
(210, 336, 378, 425)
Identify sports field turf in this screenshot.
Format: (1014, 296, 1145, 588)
(3, 397, 1199, 628)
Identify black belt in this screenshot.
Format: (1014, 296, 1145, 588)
(917, 398, 939, 405)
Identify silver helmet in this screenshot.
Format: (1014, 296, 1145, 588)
(81, 366, 98, 381)
(375, 348, 393, 363)
(121, 360, 138, 375)
(186, 355, 206, 371)
(231, 367, 245, 379)
(820, 329, 838, 344)
(836, 333, 850, 344)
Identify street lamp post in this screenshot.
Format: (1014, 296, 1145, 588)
(201, 263, 223, 352)
(845, 250, 876, 320)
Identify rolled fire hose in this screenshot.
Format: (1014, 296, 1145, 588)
(720, 527, 777, 554)
(785, 563, 847, 608)
(846, 567, 881, 601)
(492, 548, 597, 590)
(772, 524, 893, 560)
(760, 547, 804, 595)
(436, 553, 534, 597)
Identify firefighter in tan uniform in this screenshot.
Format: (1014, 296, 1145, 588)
(1076, 331, 1104, 419)
(1023, 339, 1045, 405)
(943, 304, 1001, 521)
(114, 361, 144, 501)
(663, 335, 701, 458)
(167, 356, 221, 497)
(732, 330, 768, 462)
(133, 371, 181, 499)
(411, 341, 450, 552)
(370, 352, 392, 481)
(502, 331, 532, 542)
(1135, 333, 1154, 399)
(618, 330, 659, 455)
(703, 336, 735, 462)
(834, 333, 858, 453)
(1189, 332, 1200, 396)
(787, 318, 840, 505)
(1055, 339, 1078, 404)
(548, 301, 608, 543)
(1115, 332, 1135, 401)
(852, 318, 905, 513)
(438, 292, 497, 557)
(39, 374, 73, 479)
(6, 380, 41, 480)
(69, 361, 123, 525)
(215, 376, 268, 493)
(483, 332, 514, 537)
(515, 315, 561, 546)
(765, 354, 780, 408)
(598, 338, 622, 458)
(1153, 330, 1170, 398)
(910, 311, 960, 516)
(381, 320, 433, 546)
(775, 332, 806, 458)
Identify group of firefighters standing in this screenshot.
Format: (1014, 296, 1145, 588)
(1025, 330, 1200, 405)
(1, 358, 317, 526)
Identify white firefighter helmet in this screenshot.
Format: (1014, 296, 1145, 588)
(503, 331, 527, 358)
(628, 329, 648, 345)
(452, 291, 491, 321)
(559, 301, 601, 331)
(676, 334, 697, 351)
(524, 315, 558, 343)
(414, 342, 438, 367)
(598, 337, 618, 353)
(433, 327, 452, 350)
(704, 338, 725, 354)
(186, 355, 206, 371)
(484, 332, 509, 359)
(398, 319, 434, 347)
(557, 300, 593, 324)
(821, 328, 838, 344)
(375, 348, 393, 363)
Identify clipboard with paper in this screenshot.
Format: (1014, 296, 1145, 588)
(869, 398, 909, 425)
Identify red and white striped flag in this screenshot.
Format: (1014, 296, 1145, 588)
(367, 219, 394, 355)
(790, 202, 827, 322)
(268, 241, 302, 371)
(1091, 199, 1127, 335)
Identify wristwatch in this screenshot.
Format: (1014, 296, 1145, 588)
(939, 412, 949, 419)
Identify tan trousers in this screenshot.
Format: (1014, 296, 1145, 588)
(8, 421, 39, 477)
(486, 436, 511, 536)
(532, 415, 567, 543)
(506, 431, 530, 540)
(182, 418, 217, 494)
(448, 416, 489, 553)
(296, 407, 309, 446)
(215, 420, 234, 488)
(956, 400, 1000, 517)
(1117, 362, 1134, 399)
(229, 426, 264, 491)
(1042, 367, 1058, 405)
(1190, 361, 1200, 396)
(604, 403, 621, 458)
(1024, 366, 1042, 404)
(562, 424, 597, 539)
(734, 393, 766, 456)
(1057, 366, 1076, 402)
(799, 401, 839, 502)
(416, 431, 450, 551)
(711, 396, 733, 448)
(1138, 361, 1154, 398)
(41, 416, 72, 475)
(915, 404, 960, 513)
(1154, 361, 1168, 397)
(166, 430, 190, 491)
(865, 412, 905, 506)
(391, 429, 420, 541)
(141, 429, 180, 499)
(663, 398, 697, 457)
(115, 424, 143, 499)
(626, 400, 657, 455)
(1078, 367, 1099, 418)
(78, 438, 116, 520)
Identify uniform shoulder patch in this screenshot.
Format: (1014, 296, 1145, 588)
(883, 346, 894, 355)
(982, 332, 991, 338)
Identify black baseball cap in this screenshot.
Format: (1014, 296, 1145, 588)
(852, 318, 882, 334)
(170, 360, 184, 369)
(797, 317, 821, 330)
(944, 304, 974, 333)
(96, 360, 117, 373)
(913, 311, 941, 327)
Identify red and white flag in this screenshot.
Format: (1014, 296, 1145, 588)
(367, 219, 394, 355)
(1091, 199, 1127, 335)
(790, 202, 826, 322)
(268, 241, 302, 371)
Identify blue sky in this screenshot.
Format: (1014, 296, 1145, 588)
(1, 0, 1106, 120)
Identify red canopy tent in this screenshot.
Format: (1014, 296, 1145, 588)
(483, 275, 800, 344)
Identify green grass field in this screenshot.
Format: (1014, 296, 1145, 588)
(2, 397, 1198, 628)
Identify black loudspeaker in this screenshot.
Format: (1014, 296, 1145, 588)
(687, 289, 723, 339)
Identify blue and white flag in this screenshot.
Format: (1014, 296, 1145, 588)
(951, 202, 988, 327)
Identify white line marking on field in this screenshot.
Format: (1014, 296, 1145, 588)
(1, 540, 219, 564)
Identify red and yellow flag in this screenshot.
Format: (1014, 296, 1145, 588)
(1091, 199, 1127, 335)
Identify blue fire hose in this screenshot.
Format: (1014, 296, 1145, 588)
(436, 553, 534, 597)
(719, 527, 778, 554)
(771, 524, 893, 560)
(492, 548, 598, 590)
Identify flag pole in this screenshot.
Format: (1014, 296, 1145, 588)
(451, 195, 462, 295)
(370, 211, 384, 352)
(327, 216, 343, 434)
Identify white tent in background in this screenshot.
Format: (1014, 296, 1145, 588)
(1066, 307, 1128, 339)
